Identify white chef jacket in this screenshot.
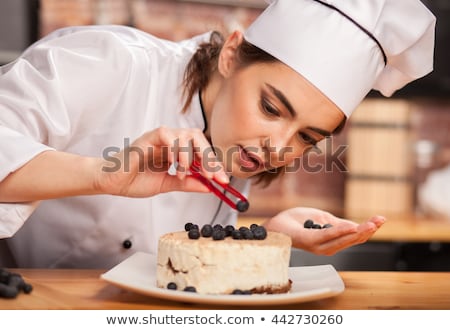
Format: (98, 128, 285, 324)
(0, 25, 249, 268)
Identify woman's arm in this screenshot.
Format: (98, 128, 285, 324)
(0, 150, 101, 202)
(0, 126, 229, 203)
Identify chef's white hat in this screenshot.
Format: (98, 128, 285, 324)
(244, 0, 436, 117)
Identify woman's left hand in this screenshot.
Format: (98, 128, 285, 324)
(262, 207, 385, 255)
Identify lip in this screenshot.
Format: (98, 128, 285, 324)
(238, 146, 264, 172)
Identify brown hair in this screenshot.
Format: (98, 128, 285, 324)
(182, 31, 346, 187)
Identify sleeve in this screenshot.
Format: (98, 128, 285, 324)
(0, 27, 139, 237)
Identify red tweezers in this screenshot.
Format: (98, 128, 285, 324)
(189, 160, 249, 212)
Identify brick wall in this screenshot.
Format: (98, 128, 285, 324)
(40, 0, 261, 39)
(37, 0, 450, 218)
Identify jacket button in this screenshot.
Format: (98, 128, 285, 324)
(122, 239, 132, 249)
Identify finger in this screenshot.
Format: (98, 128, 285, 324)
(356, 219, 380, 233)
(174, 134, 192, 180)
(367, 215, 387, 228)
(297, 220, 358, 242)
(315, 223, 378, 255)
(189, 131, 229, 184)
(143, 126, 177, 166)
(160, 175, 210, 193)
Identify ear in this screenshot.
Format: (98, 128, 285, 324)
(218, 30, 244, 78)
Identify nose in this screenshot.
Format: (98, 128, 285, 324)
(261, 133, 303, 167)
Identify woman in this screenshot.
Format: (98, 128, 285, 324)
(0, 0, 435, 268)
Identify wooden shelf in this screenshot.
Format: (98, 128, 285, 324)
(366, 213, 450, 242)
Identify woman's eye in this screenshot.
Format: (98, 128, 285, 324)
(298, 132, 317, 146)
(261, 98, 280, 117)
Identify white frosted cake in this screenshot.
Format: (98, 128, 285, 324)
(156, 224, 292, 295)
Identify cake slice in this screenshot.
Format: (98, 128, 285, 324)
(156, 224, 292, 295)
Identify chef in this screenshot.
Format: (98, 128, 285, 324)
(0, 0, 435, 268)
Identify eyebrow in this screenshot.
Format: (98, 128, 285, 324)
(307, 126, 332, 137)
(265, 83, 332, 138)
(266, 83, 296, 118)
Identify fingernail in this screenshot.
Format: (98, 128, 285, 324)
(218, 172, 229, 184)
(168, 162, 177, 176)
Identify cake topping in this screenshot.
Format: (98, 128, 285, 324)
(212, 229, 226, 240)
(184, 222, 194, 231)
(231, 230, 242, 240)
(187, 229, 200, 239)
(185, 222, 269, 241)
(213, 224, 223, 231)
(224, 225, 235, 236)
(241, 228, 254, 240)
(200, 224, 213, 237)
(252, 226, 267, 240)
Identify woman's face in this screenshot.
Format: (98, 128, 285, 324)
(208, 58, 345, 179)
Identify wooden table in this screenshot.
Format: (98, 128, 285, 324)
(1, 269, 449, 309)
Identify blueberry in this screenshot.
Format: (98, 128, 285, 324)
(0, 269, 10, 284)
(22, 283, 33, 294)
(250, 223, 259, 231)
(213, 224, 223, 231)
(303, 219, 314, 229)
(312, 224, 322, 229)
(167, 282, 177, 290)
(242, 229, 254, 240)
(0, 269, 32, 297)
(0, 283, 18, 298)
(184, 222, 194, 231)
(238, 227, 254, 239)
(322, 223, 333, 229)
(212, 229, 226, 240)
(231, 230, 242, 240)
(201, 224, 213, 237)
(8, 274, 24, 290)
(183, 286, 197, 293)
(188, 229, 200, 239)
(224, 225, 235, 236)
(252, 226, 267, 240)
(231, 289, 244, 295)
(236, 200, 249, 212)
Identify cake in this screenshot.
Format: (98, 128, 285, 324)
(156, 223, 292, 295)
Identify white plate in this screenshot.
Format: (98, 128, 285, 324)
(101, 252, 345, 306)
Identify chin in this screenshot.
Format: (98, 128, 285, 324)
(229, 170, 252, 179)
(230, 166, 264, 179)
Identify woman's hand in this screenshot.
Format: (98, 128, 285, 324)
(95, 126, 229, 197)
(0, 126, 227, 202)
(262, 207, 386, 255)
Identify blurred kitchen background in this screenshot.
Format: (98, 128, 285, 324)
(1, 0, 449, 271)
